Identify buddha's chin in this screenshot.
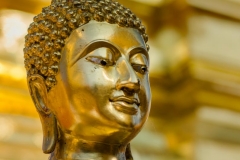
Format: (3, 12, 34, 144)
(61, 123, 142, 145)
(98, 102, 145, 129)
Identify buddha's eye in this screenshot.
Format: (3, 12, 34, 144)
(132, 64, 148, 74)
(100, 59, 107, 66)
(86, 56, 114, 66)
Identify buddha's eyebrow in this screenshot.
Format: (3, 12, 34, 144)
(129, 47, 149, 62)
(71, 40, 120, 67)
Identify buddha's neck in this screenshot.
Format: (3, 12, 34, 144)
(49, 134, 128, 160)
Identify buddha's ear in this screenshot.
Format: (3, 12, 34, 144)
(28, 75, 58, 154)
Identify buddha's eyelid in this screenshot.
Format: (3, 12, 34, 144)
(71, 40, 120, 67)
(129, 47, 149, 66)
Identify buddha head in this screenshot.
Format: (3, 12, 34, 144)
(24, 0, 151, 159)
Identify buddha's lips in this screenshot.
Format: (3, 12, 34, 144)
(109, 96, 140, 115)
(109, 96, 140, 105)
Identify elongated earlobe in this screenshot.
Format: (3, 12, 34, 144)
(28, 75, 58, 154)
(125, 143, 133, 160)
(39, 112, 58, 153)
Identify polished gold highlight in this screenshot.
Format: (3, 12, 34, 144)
(24, 0, 149, 90)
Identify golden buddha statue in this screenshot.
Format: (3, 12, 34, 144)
(24, 0, 151, 159)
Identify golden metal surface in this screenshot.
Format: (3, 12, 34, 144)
(24, 0, 151, 159)
(24, 0, 149, 90)
(1, 0, 240, 159)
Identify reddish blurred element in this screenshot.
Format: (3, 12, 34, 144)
(0, 0, 240, 160)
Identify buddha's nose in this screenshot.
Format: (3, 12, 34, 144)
(116, 59, 140, 94)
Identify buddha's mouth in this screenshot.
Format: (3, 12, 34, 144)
(109, 96, 140, 115)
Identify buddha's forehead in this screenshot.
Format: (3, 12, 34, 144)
(64, 21, 146, 63)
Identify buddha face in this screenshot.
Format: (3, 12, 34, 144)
(48, 21, 151, 144)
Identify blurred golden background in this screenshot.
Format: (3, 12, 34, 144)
(0, 0, 240, 159)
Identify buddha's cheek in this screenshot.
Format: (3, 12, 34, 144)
(60, 62, 115, 123)
(47, 76, 76, 130)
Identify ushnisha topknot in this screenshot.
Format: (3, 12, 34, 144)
(24, 0, 149, 90)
